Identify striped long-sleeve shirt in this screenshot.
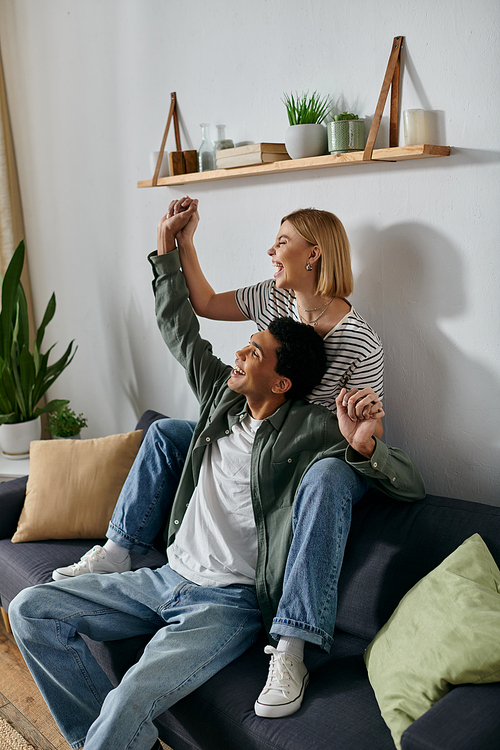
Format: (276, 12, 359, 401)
(235, 279, 384, 413)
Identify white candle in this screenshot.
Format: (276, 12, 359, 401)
(403, 109, 430, 146)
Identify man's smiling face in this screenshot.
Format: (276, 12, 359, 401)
(227, 329, 284, 401)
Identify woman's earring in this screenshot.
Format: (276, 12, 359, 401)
(306, 263, 313, 271)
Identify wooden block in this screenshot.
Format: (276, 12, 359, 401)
(169, 151, 185, 175)
(183, 150, 198, 173)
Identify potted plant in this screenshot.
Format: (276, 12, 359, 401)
(327, 112, 365, 154)
(283, 91, 331, 159)
(48, 405, 88, 439)
(0, 240, 76, 458)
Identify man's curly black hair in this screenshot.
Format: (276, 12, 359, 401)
(268, 317, 327, 401)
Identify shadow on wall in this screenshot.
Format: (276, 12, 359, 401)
(352, 222, 500, 506)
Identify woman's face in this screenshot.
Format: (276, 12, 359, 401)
(267, 220, 317, 290)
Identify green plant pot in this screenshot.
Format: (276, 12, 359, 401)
(327, 120, 365, 154)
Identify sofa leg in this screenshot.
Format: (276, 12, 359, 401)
(1, 606, 12, 634)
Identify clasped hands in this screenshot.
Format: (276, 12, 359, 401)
(157, 196, 199, 254)
(336, 387, 385, 460)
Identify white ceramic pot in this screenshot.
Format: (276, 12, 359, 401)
(0, 416, 42, 459)
(285, 124, 328, 159)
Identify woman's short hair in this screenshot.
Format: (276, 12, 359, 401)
(268, 317, 326, 401)
(281, 208, 353, 299)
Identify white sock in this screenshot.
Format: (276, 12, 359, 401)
(103, 539, 130, 564)
(277, 636, 305, 662)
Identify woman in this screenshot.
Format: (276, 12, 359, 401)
(162, 196, 384, 420)
(53, 198, 385, 719)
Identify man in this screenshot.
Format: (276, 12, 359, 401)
(10, 240, 424, 750)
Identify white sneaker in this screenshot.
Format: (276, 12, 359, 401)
(254, 645, 309, 718)
(52, 545, 132, 581)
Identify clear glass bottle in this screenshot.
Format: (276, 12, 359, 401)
(214, 124, 234, 152)
(198, 123, 216, 172)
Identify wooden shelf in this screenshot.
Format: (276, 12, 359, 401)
(137, 145, 451, 188)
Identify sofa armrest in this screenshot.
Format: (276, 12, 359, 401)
(401, 683, 500, 750)
(0, 476, 28, 539)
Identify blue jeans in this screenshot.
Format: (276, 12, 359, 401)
(10, 566, 262, 750)
(107, 419, 368, 650)
(10, 419, 368, 747)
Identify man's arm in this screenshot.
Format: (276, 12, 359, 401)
(335, 388, 426, 502)
(149, 250, 231, 406)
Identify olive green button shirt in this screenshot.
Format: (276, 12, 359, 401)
(149, 250, 425, 635)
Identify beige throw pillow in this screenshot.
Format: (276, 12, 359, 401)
(12, 431, 143, 543)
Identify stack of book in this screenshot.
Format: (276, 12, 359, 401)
(216, 143, 290, 169)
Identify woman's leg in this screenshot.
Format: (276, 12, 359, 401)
(271, 457, 369, 651)
(256, 458, 368, 718)
(107, 418, 196, 553)
(53, 419, 196, 579)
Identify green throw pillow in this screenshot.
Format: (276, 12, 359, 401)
(364, 534, 500, 750)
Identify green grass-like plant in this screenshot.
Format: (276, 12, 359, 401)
(283, 91, 332, 125)
(48, 405, 88, 437)
(0, 240, 76, 425)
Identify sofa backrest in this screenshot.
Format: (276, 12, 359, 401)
(335, 491, 500, 642)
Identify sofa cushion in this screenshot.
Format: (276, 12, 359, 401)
(364, 534, 500, 749)
(158, 631, 397, 750)
(335, 492, 500, 642)
(12, 430, 143, 542)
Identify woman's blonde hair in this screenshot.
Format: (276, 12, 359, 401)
(281, 208, 353, 298)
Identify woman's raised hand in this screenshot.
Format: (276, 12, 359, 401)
(157, 196, 199, 254)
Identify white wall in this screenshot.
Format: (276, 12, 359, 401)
(0, 0, 499, 504)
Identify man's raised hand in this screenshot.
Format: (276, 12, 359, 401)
(157, 196, 199, 254)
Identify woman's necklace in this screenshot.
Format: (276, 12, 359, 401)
(297, 298, 332, 312)
(298, 297, 334, 327)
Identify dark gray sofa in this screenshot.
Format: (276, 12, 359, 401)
(1, 410, 499, 750)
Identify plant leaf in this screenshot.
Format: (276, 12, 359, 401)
(19, 345, 36, 416)
(16, 285, 30, 352)
(0, 241, 25, 361)
(33, 399, 70, 419)
(35, 293, 56, 351)
(283, 90, 332, 125)
(32, 342, 76, 405)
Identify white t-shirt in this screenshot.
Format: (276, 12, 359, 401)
(167, 414, 261, 587)
(236, 279, 384, 412)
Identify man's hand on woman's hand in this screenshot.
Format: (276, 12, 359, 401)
(335, 387, 385, 459)
(157, 196, 199, 254)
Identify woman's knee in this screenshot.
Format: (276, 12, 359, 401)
(295, 457, 367, 517)
(148, 419, 195, 451)
(302, 457, 357, 488)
